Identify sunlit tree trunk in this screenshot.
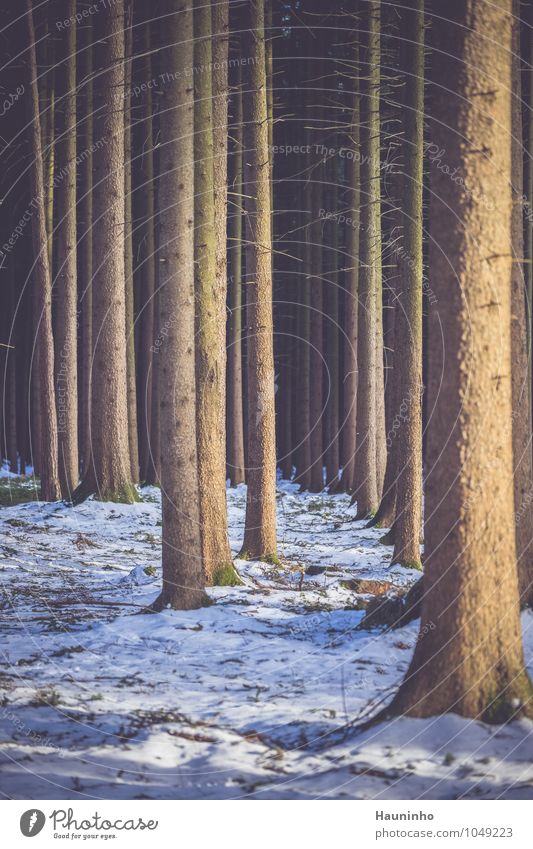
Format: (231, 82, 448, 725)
(151, 0, 207, 611)
(74, 0, 136, 503)
(390, 0, 532, 721)
(194, 0, 232, 581)
(240, 0, 278, 561)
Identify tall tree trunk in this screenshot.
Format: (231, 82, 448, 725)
(391, 0, 424, 568)
(25, 0, 61, 501)
(340, 37, 360, 493)
(389, 0, 532, 721)
(77, 7, 93, 478)
(294, 80, 313, 491)
(227, 62, 246, 486)
(240, 0, 278, 561)
(308, 169, 324, 493)
(135, 15, 157, 484)
(324, 149, 341, 490)
(353, 0, 380, 518)
(124, 0, 139, 484)
(194, 0, 232, 581)
(74, 0, 136, 504)
(511, 0, 533, 607)
(54, 0, 78, 498)
(151, 0, 207, 611)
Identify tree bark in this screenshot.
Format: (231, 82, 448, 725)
(240, 0, 278, 561)
(391, 0, 424, 569)
(511, 0, 533, 608)
(227, 61, 246, 486)
(54, 0, 78, 498)
(74, 0, 136, 504)
(389, 0, 533, 721)
(353, 0, 380, 518)
(339, 36, 360, 493)
(77, 7, 93, 479)
(25, 0, 61, 502)
(194, 0, 232, 581)
(124, 0, 139, 484)
(151, 0, 207, 611)
(135, 14, 157, 484)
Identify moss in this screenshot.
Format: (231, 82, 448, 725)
(212, 562, 244, 587)
(401, 559, 423, 571)
(98, 483, 140, 504)
(143, 566, 157, 577)
(72, 481, 141, 506)
(238, 549, 280, 566)
(483, 678, 533, 723)
(259, 553, 281, 566)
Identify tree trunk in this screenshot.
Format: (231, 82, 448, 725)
(194, 0, 232, 581)
(54, 0, 78, 498)
(74, 0, 136, 504)
(339, 37, 360, 493)
(309, 168, 324, 493)
(389, 0, 532, 721)
(391, 0, 424, 569)
(511, 0, 533, 607)
(240, 0, 278, 561)
(227, 62, 246, 486)
(353, 0, 380, 518)
(151, 0, 207, 611)
(135, 15, 157, 484)
(25, 0, 61, 502)
(77, 7, 93, 479)
(124, 0, 139, 484)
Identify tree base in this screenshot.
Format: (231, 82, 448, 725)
(379, 530, 395, 546)
(146, 589, 213, 612)
(212, 562, 244, 586)
(71, 479, 140, 506)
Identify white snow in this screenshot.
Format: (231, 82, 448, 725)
(0, 479, 532, 799)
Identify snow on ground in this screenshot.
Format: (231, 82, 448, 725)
(1, 478, 533, 800)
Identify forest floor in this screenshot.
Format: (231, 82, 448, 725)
(1, 470, 533, 800)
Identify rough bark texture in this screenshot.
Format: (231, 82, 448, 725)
(77, 9, 93, 478)
(194, 0, 232, 581)
(391, 0, 424, 568)
(124, 0, 139, 484)
(324, 148, 341, 490)
(511, 0, 533, 608)
(389, 0, 533, 721)
(25, 0, 61, 502)
(136, 16, 157, 484)
(240, 0, 278, 561)
(75, 0, 136, 504)
(340, 37, 360, 493)
(54, 0, 78, 498)
(151, 0, 207, 611)
(309, 170, 324, 493)
(353, 0, 380, 518)
(227, 63, 246, 486)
